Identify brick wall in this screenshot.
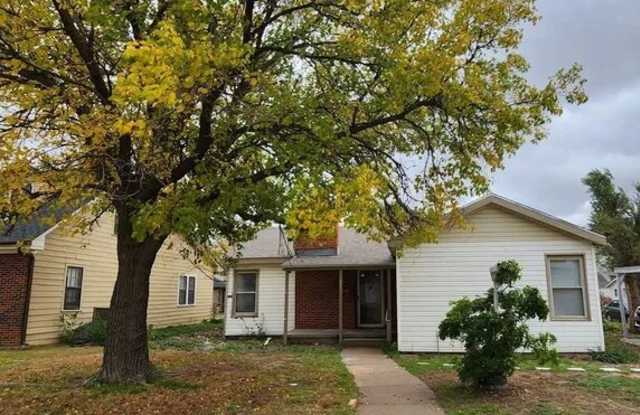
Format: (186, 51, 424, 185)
(0, 253, 33, 347)
(293, 227, 338, 253)
(295, 270, 357, 329)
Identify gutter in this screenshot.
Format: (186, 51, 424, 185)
(0, 244, 20, 254)
(281, 262, 395, 271)
(235, 257, 289, 266)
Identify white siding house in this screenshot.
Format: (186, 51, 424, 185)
(225, 194, 607, 353)
(225, 265, 295, 336)
(0, 211, 214, 346)
(396, 205, 604, 353)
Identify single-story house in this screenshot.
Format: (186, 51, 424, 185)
(599, 269, 627, 307)
(224, 193, 608, 353)
(0, 210, 214, 347)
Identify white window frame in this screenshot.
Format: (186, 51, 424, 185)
(177, 275, 197, 306)
(62, 264, 84, 311)
(545, 255, 590, 321)
(233, 270, 259, 317)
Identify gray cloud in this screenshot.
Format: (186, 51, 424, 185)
(491, 0, 640, 226)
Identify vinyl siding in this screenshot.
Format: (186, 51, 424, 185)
(397, 206, 605, 353)
(25, 213, 213, 345)
(224, 266, 295, 336)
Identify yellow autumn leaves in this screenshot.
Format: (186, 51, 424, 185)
(113, 21, 247, 111)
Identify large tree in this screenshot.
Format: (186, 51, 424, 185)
(0, 0, 584, 383)
(583, 169, 640, 330)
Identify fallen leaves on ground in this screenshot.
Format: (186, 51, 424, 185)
(0, 347, 355, 415)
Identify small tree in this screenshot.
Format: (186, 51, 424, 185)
(438, 260, 554, 388)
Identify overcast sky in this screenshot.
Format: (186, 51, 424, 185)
(490, 0, 640, 226)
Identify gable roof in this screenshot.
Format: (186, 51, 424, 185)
(236, 226, 292, 259)
(0, 204, 69, 245)
(235, 226, 394, 269)
(598, 268, 615, 288)
(462, 193, 607, 246)
(233, 193, 610, 267)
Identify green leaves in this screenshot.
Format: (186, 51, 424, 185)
(583, 169, 640, 268)
(493, 259, 522, 286)
(0, 0, 586, 251)
(438, 259, 555, 388)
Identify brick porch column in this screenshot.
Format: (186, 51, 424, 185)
(338, 269, 343, 345)
(0, 253, 34, 347)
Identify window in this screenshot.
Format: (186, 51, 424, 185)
(178, 275, 196, 306)
(64, 266, 83, 310)
(547, 256, 588, 319)
(234, 272, 258, 316)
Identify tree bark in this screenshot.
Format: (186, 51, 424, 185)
(99, 211, 167, 383)
(625, 275, 640, 333)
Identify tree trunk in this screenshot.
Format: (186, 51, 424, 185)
(99, 212, 167, 383)
(625, 275, 640, 333)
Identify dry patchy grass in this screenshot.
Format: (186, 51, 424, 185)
(0, 345, 356, 415)
(391, 324, 640, 414)
(420, 369, 640, 415)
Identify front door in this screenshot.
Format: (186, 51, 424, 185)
(358, 270, 384, 327)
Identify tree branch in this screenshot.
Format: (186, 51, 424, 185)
(242, 0, 255, 44)
(349, 96, 443, 135)
(52, 0, 111, 104)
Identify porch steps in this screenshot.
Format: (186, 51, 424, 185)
(342, 337, 387, 347)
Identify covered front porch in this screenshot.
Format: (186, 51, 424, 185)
(282, 267, 397, 345)
(288, 328, 387, 345)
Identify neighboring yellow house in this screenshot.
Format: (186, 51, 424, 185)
(0, 211, 213, 347)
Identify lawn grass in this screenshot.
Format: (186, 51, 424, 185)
(390, 327, 640, 415)
(595, 320, 640, 364)
(0, 321, 356, 415)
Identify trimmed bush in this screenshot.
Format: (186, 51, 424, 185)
(439, 260, 556, 388)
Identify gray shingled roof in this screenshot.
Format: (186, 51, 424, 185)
(0, 205, 67, 244)
(236, 226, 292, 258)
(236, 226, 394, 269)
(282, 228, 394, 269)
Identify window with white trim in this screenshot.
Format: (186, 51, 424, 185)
(547, 256, 588, 319)
(234, 272, 258, 316)
(64, 266, 83, 310)
(178, 275, 196, 305)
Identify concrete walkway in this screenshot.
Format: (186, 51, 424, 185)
(341, 348, 445, 415)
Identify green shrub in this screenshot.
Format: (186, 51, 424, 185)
(603, 319, 622, 334)
(527, 332, 560, 366)
(59, 312, 82, 344)
(61, 319, 108, 346)
(438, 260, 556, 388)
(590, 350, 627, 364)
